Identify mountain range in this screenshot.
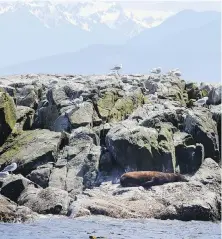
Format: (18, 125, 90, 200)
(0, 1, 173, 67)
(0, 1, 221, 82)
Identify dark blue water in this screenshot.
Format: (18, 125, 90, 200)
(0, 216, 221, 239)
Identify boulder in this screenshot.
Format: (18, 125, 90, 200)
(15, 105, 35, 131)
(210, 104, 221, 153)
(18, 186, 71, 215)
(183, 108, 220, 162)
(48, 127, 101, 197)
(0, 90, 16, 146)
(0, 194, 37, 223)
(0, 174, 39, 202)
(144, 74, 186, 105)
(173, 132, 204, 173)
(33, 105, 60, 130)
(208, 86, 222, 105)
(96, 88, 143, 122)
(0, 129, 62, 175)
(27, 163, 54, 188)
(68, 102, 94, 128)
(16, 85, 39, 109)
(106, 120, 176, 172)
(150, 181, 220, 221)
(191, 158, 221, 195)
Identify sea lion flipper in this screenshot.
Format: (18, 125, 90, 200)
(142, 177, 157, 187)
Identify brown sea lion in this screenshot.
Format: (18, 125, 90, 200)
(120, 171, 188, 188)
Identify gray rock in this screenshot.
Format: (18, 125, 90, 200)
(173, 132, 204, 173)
(191, 158, 221, 195)
(183, 108, 220, 162)
(0, 194, 38, 222)
(27, 163, 53, 188)
(0, 90, 16, 146)
(18, 186, 71, 215)
(15, 105, 35, 131)
(210, 104, 221, 153)
(0, 174, 39, 203)
(49, 166, 67, 190)
(16, 85, 39, 109)
(68, 102, 94, 128)
(208, 86, 222, 105)
(0, 129, 62, 175)
(106, 120, 176, 173)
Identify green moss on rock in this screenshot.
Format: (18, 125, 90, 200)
(0, 91, 16, 130)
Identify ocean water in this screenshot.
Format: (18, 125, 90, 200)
(0, 216, 221, 239)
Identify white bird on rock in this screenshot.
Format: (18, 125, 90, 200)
(2, 162, 17, 174)
(110, 64, 122, 75)
(195, 97, 208, 107)
(150, 67, 161, 74)
(0, 171, 9, 178)
(173, 70, 182, 77)
(149, 92, 158, 102)
(72, 95, 83, 108)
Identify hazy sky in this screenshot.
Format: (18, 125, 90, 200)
(0, 0, 221, 12)
(121, 1, 221, 12)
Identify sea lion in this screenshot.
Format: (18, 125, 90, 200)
(120, 171, 188, 188)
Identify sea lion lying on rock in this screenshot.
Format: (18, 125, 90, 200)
(120, 171, 188, 188)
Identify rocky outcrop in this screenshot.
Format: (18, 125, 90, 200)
(68, 158, 221, 221)
(0, 89, 16, 146)
(0, 129, 62, 175)
(0, 73, 221, 222)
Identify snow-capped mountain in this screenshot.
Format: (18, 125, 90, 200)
(0, 1, 174, 37)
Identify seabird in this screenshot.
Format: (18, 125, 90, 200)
(149, 92, 158, 102)
(168, 68, 180, 76)
(173, 71, 182, 77)
(2, 162, 17, 174)
(150, 67, 161, 74)
(194, 97, 208, 107)
(0, 171, 9, 178)
(110, 64, 122, 75)
(72, 95, 83, 108)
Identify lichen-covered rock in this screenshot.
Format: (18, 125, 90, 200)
(0, 74, 221, 222)
(18, 186, 71, 215)
(0, 90, 16, 146)
(106, 120, 176, 172)
(144, 74, 186, 105)
(96, 88, 143, 123)
(0, 129, 62, 175)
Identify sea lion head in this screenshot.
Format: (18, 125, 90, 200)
(175, 173, 189, 182)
